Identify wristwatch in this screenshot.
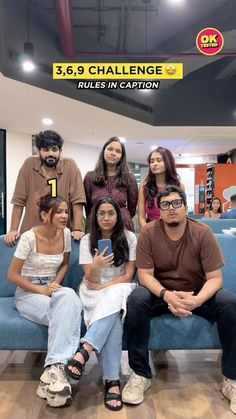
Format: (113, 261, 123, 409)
(159, 288, 167, 300)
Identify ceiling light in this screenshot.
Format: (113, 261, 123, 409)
(22, 2, 36, 72)
(118, 137, 126, 143)
(168, 0, 184, 4)
(22, 42, 35, 72)
(42, 118, 53, 126)
(150, 145, 158, 151)
(22, 59, 35, 72)
(141, 89, 152, 94)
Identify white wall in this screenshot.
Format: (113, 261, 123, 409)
(177, 167, 195, 212)
(6, 131, 100, 230)
(63, 141, 99, 178)
(6, 130, 32, 230)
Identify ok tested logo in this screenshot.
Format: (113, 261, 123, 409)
(196, 27, 224, 56)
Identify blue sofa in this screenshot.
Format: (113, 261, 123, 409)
(193, 217, 236, 234)
(0, 233, 236, 351)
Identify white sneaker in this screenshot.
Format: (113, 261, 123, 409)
(222, 379, 236, 414)
(36, 363, 72, 407)
(122, 371, 151, 404)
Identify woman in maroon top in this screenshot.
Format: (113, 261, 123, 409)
(84, 137, 138, 232)
(138, 147, 185, 229)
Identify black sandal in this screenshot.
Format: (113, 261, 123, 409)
(104, 380, 123, 411)
(65, 345, 89, 381)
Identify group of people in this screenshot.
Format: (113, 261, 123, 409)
(4, 130, 236, 414)
(4, 131, 188, 248)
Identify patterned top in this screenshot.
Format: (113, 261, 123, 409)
(83, 171, 138, 232)
(14, 227, 71, 278)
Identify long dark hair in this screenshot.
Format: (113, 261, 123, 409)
(92, 137, 130, 187)
(144, 147, 180, 208)
(89, 197, 129, 267)
(38, 194, 68, 222)
(210, 197, 222, 213)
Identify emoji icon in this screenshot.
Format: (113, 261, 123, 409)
(166, 65, 176, 75)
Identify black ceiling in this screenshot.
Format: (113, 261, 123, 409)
(0, 0, 236, 126)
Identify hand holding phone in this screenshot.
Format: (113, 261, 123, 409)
(98, 239, 112, 256)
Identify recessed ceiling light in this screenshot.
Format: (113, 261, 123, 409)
(168, 0, 184, 4)
(118, 137, 126, 143)
(42, 118, 53, 125)
(140, 89, 152, 94)
(150, 145, 158, 151)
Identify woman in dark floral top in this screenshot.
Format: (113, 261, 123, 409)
(84, 137, 138, 232)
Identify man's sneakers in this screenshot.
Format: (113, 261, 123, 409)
(122, 371, 151, 404)
(222, 378, 236, 414)
(36, 363, 72, 407)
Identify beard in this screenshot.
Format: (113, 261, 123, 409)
(167, 221, 179, 228)
(40, 156, 59, 167)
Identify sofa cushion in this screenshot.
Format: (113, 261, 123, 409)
(198, 218, 236, 234)
(148, 315, 220, 350)
(216, 234, 236, 294)
(0, 236, 17, 297)
(0, 297, 48, 350)
(122, 313, 220, 350)
(62, 239, 84, 290)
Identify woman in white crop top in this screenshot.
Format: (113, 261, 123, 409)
(65, 197, 137, 412)
(7, 194, 82, 408)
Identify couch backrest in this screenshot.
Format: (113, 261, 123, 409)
(62, 240, 84, 290)
(215, 233, 236, 294)
(0, 235, 84, 296)
(0, 236, 18, 296)
(1, 233, 236, 296)
(197, 218, 236, 233)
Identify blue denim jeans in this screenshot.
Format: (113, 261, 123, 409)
(15, 280, 82, 367)
(80, 312, 123, 381)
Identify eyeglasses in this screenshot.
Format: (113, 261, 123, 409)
(97, 211, 116, 218)
(159, 198, 183, 211)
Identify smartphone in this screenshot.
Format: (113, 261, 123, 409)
(98, 239, 112, 256)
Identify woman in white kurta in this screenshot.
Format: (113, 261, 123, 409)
(66, 197, 137, 411)
(7, 195, 82, 408)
